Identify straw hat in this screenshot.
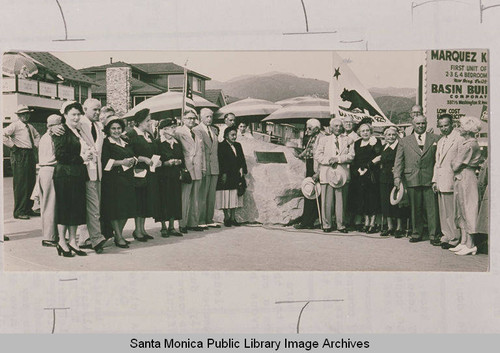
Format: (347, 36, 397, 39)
(326, 166, 348, 188)
(15, 104, 33, 115)
(390, 182, 405, 205)
(301, 177, 321, 200)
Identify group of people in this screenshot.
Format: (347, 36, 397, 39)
(3, 100, 248, 257)
(294, 112, 487, 256)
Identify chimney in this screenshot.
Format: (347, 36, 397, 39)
(106, 66, 131, 116)
(110, 57, 113, 64)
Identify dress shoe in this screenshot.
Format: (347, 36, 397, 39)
(394, 230, 404, 238)
(294, 223, 314, 230)
(337, 228, 348, 233)
(187, 226, 204, 231)
(114, 240, 129, 249)
(224, 220, 232, 227)
(56, 244, 74, 258)
(409, 237, 423, 243)
(133, 231, 147, 242)
(441, 242, 455, 250)
(455, 246, 477, 256)
(430, 239, 442, 246)
(449, 244, 466, 252)
(380, 229, 392, 237)
(367, 226, 378, 234)
(231, 220, 241, 227)
(361, 225, 369, 233)
(199, 224, 209, 229)
(323, 228, 333, 233)
(79, 240, 93, 249)
(28, 210, 41, 217)
(93, 240, 107, 254)
(142, 232, 154, 240)
(42, 240, 58, 247)
(207, 223, 221, 228)
(167, 229, 183, 237)
(179, 227, 188, 234)
(161, 229, 170, 238)
(14, 214, 30, 220)
(4, 236, 10, 241)
(68, 244, 88, 256)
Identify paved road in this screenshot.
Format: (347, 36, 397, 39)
(2, 177, 488, 271)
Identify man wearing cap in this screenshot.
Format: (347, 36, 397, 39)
(175, 110, 206, 233)
(315, 118, 355, 233)
(37, 115, 63, 247)
(432, 114, 464, 249)
(193, 108, 220, 228)
(294, 118, 324, 229)
(393, 115, 441, 244)
(77, 98, 107, 252)
(218, 113, 236, 142)
(3, 104, 40, 219)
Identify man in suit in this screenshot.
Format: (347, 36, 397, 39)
(432, 114, 464, 249)
(218, 113, 236, 142)
(77, 98, 107, 253)
(193, 108, 220, 228)
(175, 110, 206, 233)
(315, 118, 355, 233)
(3, 105, 40, 220)
(393, 115, 441, 244)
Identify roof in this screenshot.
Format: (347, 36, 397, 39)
(80, 61, 211, 80)
(23, 51, 97, 85)
(205, 89, 227, 106)
(92, 77, 166, 96)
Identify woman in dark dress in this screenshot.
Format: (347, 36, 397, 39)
(52, 101, 90, 257)
(216, 126, 248, 227)
(349, 123, 382, 233)
(125, 108, 161, 242)
(154, 118, 183, 237)
(101, 115, 137, 248)
(379, 126, 407, 237)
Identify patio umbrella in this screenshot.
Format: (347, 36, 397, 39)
(262, 97, 331, 123)
(214, 98, 282, 123)
(275, 96, 327, 107)
(2, 52, 38, 78)
(123, 91, 219, 120)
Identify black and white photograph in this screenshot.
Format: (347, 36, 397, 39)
(2, 49, 489, 271)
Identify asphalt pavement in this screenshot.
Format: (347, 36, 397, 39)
(2, 177, 488, 271)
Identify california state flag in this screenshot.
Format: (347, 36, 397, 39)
(329, 52, 393, 127)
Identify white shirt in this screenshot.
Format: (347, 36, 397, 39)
(414, 132, 426, 147)
(384, 140, 398, 151)
(134, 126, 152, 142)
(160, 134, 177, 149)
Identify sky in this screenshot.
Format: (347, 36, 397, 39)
(52, 50, 424, 89)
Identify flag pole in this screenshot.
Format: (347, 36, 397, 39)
(181, 65, 187, 119)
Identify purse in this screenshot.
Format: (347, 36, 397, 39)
(180, 168, 192, 184)
(237, 175, 247, 196)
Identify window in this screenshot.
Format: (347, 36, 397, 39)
(192, 77, 203, 93)
(133, 95, 152, 107)
(151, 74, 168, 88)
(132, 72, 141, 80)
(168, 74, 184, 90)
(96, 71, 106, 81)
(81, 86, 89, 101)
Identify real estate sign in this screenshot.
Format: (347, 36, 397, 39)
(424, 49, 489, 132)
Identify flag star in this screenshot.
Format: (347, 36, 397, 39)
(333, 67, 341, 80)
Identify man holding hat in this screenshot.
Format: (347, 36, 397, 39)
(36, 115, 64, 247)
(393, 115, 441, 244)
(432, 114, 464, 249)
(3, 104, 40, 219)
(315, 117, 355, 232)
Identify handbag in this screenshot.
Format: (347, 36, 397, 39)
(180, 168, 192, 184)
(237, 175, 247, 196)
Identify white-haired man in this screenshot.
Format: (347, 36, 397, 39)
(295, 119, 324, 229)
(193, 108, 220, 228)
(315, 118, 355, 232)
(218, 113, 236, 142)
(342, 116, 360, 142)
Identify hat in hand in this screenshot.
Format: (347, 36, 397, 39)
(301, 177, 321, 200)
(390, 182, 405, 205)
(326, 166, 348, 188)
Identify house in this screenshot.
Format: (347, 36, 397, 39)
(79, 60, 224, 114)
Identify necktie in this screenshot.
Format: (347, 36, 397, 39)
(191, 130, 195, 140)
(91, 122, 97, 142)
(417, 134, 423, 150)
(25, 123, 35, 149)
(334, 136, 340, 151)
(207, 127, 213, 142)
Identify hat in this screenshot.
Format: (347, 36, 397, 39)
(15, 104, 33, 115)
(59, 100, 78, 115)
(326, 166, 348, 188)
(301, 177, 321, 200)
(390, 182, 405, 205)
(46, 114, 62, 127)
(158, 118, 177, 129)
(104, 115, 125, 129)
(133, 108, 150, 124)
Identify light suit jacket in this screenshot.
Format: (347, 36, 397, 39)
(193, 123, 219, 175)
(175, 125, 206, 181)
(314, 134, 355, 184)
(393, 132, 440, 187)
(79, 115, 104, 181)
(432, 129, 464, 192)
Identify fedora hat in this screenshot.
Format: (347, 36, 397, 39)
(390, 182, 405, 205)
(301, 177, 321, 200)
(326, 166, 348, 188)
(15, 104, 33, 115)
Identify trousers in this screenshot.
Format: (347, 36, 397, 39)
(320, 184, 347, 230)
(11, 148, 36, 217)
(438, 192, 460, 245)
(180, 179, 202, 228)
(407, 186, 440, 240)
(78, 180, 106, 247)
(198, 174, 218, 225)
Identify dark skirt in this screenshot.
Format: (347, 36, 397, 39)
(53, 174, 86, 226)
(135, 172, 160, 218)
(101, 172, 136, 221)
(349, 175, 380, 215)
(380, 182, 401, 218)
(155, 175, 182, 222)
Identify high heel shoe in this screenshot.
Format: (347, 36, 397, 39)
(455, 246, 477, 256)
(142, 232, 154, 240)
(114, 240, 129, 249)
(56, 244, 74, 258)
(133, 231, 147, 242)
(449, 244, 466, 252)
(68, 244, 87, 256)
